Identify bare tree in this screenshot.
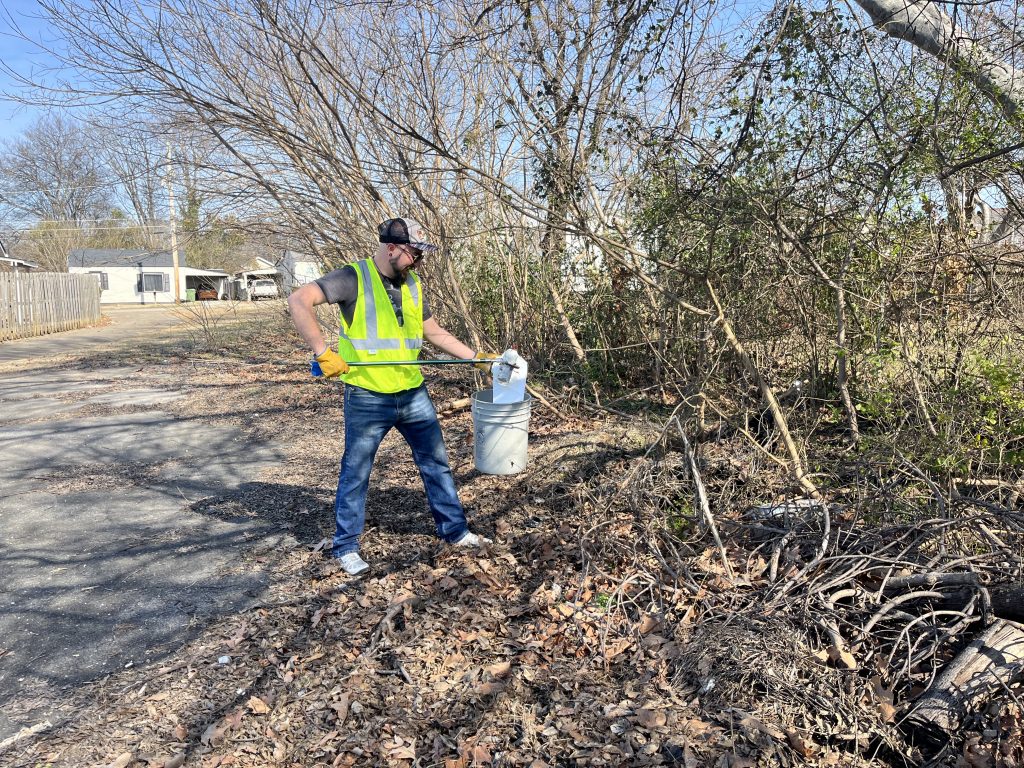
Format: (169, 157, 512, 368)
(98, 122, 164, 244)
(0, 113, 113, 224)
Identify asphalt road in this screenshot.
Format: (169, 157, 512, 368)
(0, 305, 191, 365)
(0, 304, 291, 739)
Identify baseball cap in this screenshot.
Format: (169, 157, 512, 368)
(378, 217, 438, 254)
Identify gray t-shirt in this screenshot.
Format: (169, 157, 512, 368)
(315, 264, 432, 328)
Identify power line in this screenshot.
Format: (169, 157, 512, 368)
(0, 181, 162, 194)
(0, 166, 226, 195)
(0, 224, 169, 233)
(0, 218, 167, 225)
(0, 164, 178, 195)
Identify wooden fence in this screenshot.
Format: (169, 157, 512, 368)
(0, 272, 102, 341)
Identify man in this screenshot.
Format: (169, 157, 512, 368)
(288, 217, 492, 576)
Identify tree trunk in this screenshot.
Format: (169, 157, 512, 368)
(853, 0, 1024, 120)
(540, 208, 588, 365)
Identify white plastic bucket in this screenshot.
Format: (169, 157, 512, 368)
(471, 389, 533, 475)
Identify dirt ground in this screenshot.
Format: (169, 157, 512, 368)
(3, 305, 675, 767)
(2, 303, 1012, 767)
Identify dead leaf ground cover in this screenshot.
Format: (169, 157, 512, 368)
(5, 304, 1020, 768)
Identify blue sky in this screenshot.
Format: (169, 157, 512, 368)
(0, 0, 62, 143)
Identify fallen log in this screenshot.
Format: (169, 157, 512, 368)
(906, 618, 1024, 745)
(881, 571, 979, 593)
(438, 396, 471, 414)
(943, 585, 1024, 623)
(990, 588, 1024, 621)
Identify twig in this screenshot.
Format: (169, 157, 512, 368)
(0, 720, 53, 753)
(767, 530, 795, 583)
(859, 590, 945, 641)
(674, 417, 734, 579)
(881, 572, 979, 593)
(897, 452, 948, 520)
(366, 597, 421, 653)
(523, 381, 561, 417)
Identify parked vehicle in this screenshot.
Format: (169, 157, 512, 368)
(248, 279, 280, 300)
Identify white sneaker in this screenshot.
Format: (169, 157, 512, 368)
(338, 552, 369, 575)
(454, 531, 492, 547)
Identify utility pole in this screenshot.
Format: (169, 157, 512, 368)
(165, 144, 181, 302)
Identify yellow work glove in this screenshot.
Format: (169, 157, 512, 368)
(474, 351, 495, 375)
(315, 348, 350, 378)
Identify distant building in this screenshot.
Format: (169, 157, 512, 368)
(230, 255, 278, 300)
(230, 250, 322, 299)
(0, 240, 39, 273)
(0, 256, 40, 273)
(68, 249, 229, 304)
(277, 250, 322, 292)
(974, 202, 1024, 246)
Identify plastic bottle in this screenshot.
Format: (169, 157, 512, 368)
(492, 348, 528, 403)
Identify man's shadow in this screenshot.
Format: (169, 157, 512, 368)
(364, 484, 441, 537)
(188, 481, 335, 543)
(188, 480, 447, 543)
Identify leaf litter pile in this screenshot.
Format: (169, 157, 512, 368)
(7, 305, 1023, 768)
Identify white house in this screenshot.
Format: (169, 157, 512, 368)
(68, 249, 229, 304)
(230, 250, 322, 299)
(974, 201, 1024, 246)
(278, 250, 322, 292)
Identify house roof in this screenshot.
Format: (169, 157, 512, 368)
(1, 256, 40, 269)
(69, 248, 189, 268)
(282, 250, 318, 265)
(235, 255, 277, 271)
(233, 268, 278, 279)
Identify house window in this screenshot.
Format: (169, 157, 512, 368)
(88, 271, 109, 290)
(137, 272, 170, 292)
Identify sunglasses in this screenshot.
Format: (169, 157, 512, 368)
(398, 245, 424, 263)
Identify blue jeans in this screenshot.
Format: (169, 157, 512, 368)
(332, 384, 468, 557)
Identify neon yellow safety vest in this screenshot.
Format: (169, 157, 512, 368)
(338, 259, 424, 393)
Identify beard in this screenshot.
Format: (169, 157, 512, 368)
(388, 255, 411, 281)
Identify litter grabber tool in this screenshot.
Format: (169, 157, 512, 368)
(311, 354, 510, 377)
(311, 348, 528, 400)
(312, 357, 499, 373)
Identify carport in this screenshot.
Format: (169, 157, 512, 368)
(230, 268, 278, 300)
(182, 268, 229, 300)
